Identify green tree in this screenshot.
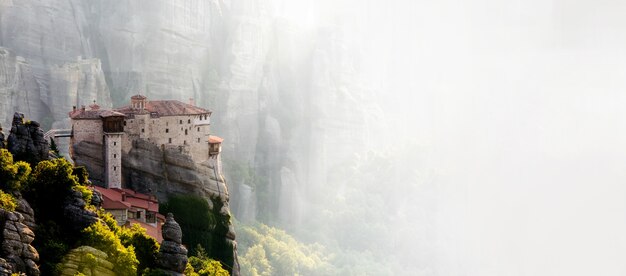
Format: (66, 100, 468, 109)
(0, 149, 31, 191)
(119, 223, 160, 273)
(81, 222, 138, 276)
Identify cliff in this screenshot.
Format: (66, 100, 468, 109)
(0, 0, 381, 263)
(71, 138, 239, 274)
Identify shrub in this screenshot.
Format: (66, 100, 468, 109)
(185, 245, 230, 276)
(119, 223, 160, 272)
(81, 222, 138, 276)
(0, 149, 31, 191)
(0, 190, 17, 211)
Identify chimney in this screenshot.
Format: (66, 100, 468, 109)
(72, 106, 76, 112)
(81, 105, 86, 112)
(121, 191, 127, 201)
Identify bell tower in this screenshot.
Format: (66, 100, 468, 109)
(102, 112, 125, 189)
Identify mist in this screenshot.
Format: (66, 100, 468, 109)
(1, 0, 626, 275)
(283, 0, 626, 275)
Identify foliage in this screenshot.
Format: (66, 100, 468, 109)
(237, 222, 335, 276)
(49, 138, 59, 156)
(72, 184, 93, 205)
(25, 158, 81, 221)
(0, 149, 31, 191)
(119, 223, 160, 273)
(160, 195, 215, 256)
(0, 190, 17, 211)
(81, 221, 138, 276)
(35, 221, 68, 274)
(184, 245, 230, 276)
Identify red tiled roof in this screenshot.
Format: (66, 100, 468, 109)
(115, 100, 211, 117)
(70, 109, 126, 120)
(209, 135, 223, 144)
(93, 186, 158, 212)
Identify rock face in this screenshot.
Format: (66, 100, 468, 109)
(72, 137, 239, 270)
(0, 206, 40, 276)
(6, 112, 50, 164)
(156, 213, 188, 275)
(63, 190, 98, 233)
(58, 246, 115, 276)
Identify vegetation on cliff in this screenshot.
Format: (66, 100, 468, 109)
(0, 149, 163, 275)
(159, 194, 234, 273)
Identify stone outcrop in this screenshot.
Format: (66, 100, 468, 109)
(0, 124, 5, 149)
(58, 246, 115, 276)
(72, 137, 239, 272)
(63, 190, 98, 233)
(156, 213, 188, 275)
(0, 208, 39, 276)
(6, 112, 49, 164)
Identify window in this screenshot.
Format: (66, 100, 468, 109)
(137, 211, 141, 219)
(169, 138, 172, 143)
(146, 212, 156, 223)
(141, 128, 145, 133)
(166, 128, 169, 133)
(184, 140, 187, 145)
(197, 138, 200, 143)
(114, 142, 117, 146)
(197, 127, 200, 132)
(185, 129, 188, 135)
(113, 166, 117, 171)
(114, 154, 117, 158)
(124, 121, 127, 126)
(179, 120, 182, 124)
(188, 119, 191, 124)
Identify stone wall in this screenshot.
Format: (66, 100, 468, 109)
(103, 133, 122, 189)
(72, 119, 103, 146)
(122, 113, 211, 163)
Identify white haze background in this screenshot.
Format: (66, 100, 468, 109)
(284, 0, 626, 275)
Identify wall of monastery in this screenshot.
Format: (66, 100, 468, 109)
(122, 113, 211, 163)
(72, 119, 103, 145)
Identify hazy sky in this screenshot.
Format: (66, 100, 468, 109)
(290, 0, 626, 275)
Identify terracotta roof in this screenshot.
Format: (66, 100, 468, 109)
(93, 186, 158, 212)
(116, 100, 211, 117)
(209, 135, 223, 144)
(70, 109, 126, 120)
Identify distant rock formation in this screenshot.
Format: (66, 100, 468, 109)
(0, 203, 40, 276)
(58, 246, 115, 276)
(6, 112, 49, 164)
(156, 213, 188, 275)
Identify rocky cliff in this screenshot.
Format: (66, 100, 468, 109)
(71, 138, 239, 273)
(0, 199, 40, 276)
(0, 0, 380, 251)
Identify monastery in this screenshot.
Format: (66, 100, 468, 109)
(68, 95, 224, 239)
(69, 94, 223, 189)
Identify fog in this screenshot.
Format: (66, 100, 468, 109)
(288, 0, 626, 275)
(2, 0, 625, 274)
